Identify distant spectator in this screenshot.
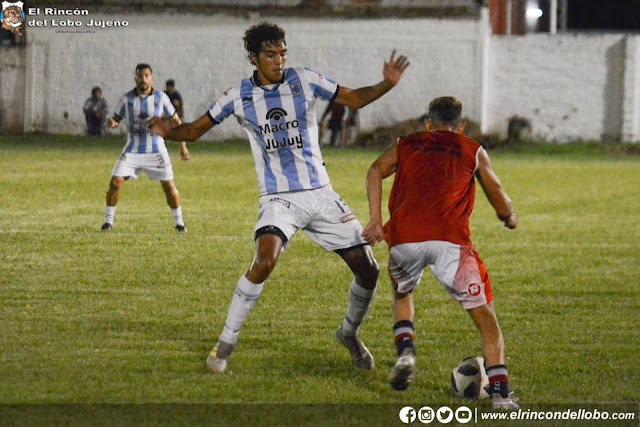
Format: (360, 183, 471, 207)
(83, 86, 108, 137)
(344, 107, 359, 146)
(319, 101, 358, 147)
(0, 28, 15, 46)
(165, 79, 184, 118)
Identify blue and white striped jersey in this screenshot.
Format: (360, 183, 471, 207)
(114, 88, 176, 154)
(208, 67, 339, 195)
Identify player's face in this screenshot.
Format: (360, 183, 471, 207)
(135, 68, 153, 94)
(254, 41, 287, 84)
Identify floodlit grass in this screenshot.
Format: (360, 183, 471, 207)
(0, 135, 638, 423)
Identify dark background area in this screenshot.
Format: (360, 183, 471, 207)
(567, 0, 640, 31)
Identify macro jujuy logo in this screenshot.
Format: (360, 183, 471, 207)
(260, 107, 302, 151)
(1, 1, 25, 35)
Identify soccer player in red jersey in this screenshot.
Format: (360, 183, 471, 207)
(363, 96, 519, 409)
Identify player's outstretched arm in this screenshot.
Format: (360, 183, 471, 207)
(363, 141, 398, 245)
(335, 49, 410, 110)
(475, 148, 518, 229)
(149, 113, 214, 142)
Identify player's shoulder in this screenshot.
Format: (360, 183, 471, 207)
(398, 131, 429, 145)
(455, 132, 483, 150)
(294, 67, 336, 88)
(155, 89, 171, 100)
(219, 85, 241, 99)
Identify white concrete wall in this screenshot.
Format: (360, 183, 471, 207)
(622, 36, 640, 142)
(489, 33, 627, 142)
(23, 13, 483, 140)
(0, 48, 26, 134)
(11, 10, 640, 142)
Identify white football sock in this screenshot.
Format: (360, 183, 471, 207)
(341, 279, 375, 336)
(171, 207, 184, 226)
(218, 275, 264, 345)
(104, 206, 116, 224)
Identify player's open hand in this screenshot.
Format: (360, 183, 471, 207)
(148, 117, 170, 137)
(362, 220, 385, 245)
(383, 49, 410, 87)
(180, 144, 190, 161)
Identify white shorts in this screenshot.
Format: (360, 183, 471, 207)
(389, 240, 493, 309)
(111, 152, 174, 181)
(254, 185, 367, 251)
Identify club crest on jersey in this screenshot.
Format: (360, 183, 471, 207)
(291, 82, 303, 96)
(467, 283, 481, 297)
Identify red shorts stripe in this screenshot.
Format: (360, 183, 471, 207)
(488, 374, 509, 384)
(394, 333, 414, 343)
(474, 249, 493, 304)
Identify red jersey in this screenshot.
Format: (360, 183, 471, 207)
(384, 130, 482, 247)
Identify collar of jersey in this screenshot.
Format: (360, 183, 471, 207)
(251, 70, 285, 91)
(134, 87, 155, 97)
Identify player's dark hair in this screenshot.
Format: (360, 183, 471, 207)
(135, 63, 152, 75)
(166, 79, 175, 87)
(91, 86, 102, 96)
(243, 22, 286, 62)
(427, 96, 463, 128)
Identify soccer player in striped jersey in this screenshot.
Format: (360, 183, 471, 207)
(363, 97, 519, 409)
(149, 22, 409, 374)
(103, 63, 190, 232)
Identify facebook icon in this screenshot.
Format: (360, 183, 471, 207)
(399, 406, 417, 423)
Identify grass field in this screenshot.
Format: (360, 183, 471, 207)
(0, 135, 639, 425)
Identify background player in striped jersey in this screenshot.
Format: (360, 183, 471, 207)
(149, 22, 409, 374)
(363, 97, 519, 409)
(103, 63, 190, 232)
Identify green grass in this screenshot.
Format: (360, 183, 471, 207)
(0, 135, 639, 424)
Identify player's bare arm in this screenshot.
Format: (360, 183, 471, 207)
(149, 113, 214, 142)
(170, 114, 190, 161)
(475, 148, 518, 229)
(363, 141, 398, 244)
(335, 49, 410, 109)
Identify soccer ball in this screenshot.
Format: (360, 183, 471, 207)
(450, 356, 489, 400)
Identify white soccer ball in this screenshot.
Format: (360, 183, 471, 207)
(450, 356, 489, 400)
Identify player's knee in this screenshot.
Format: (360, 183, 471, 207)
(340, 245, 379, 288)
(365, 258, 380, 282)
(355, 256, 379, 290)
(161, 181, 177, 192)
(250, 256, 278, 281)
(394, 288, 412, 300)
(109, 176, 124, 187)
(108, 180, 122, 193)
